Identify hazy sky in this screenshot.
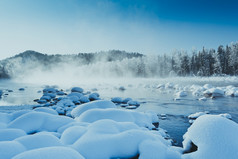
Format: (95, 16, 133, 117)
(0, 0, 238, 59)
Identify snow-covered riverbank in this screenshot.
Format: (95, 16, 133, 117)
(1, 82, 238, 158)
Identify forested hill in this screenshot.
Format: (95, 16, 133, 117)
(0, 50, 143, 79)
(0, 42, 238, 79)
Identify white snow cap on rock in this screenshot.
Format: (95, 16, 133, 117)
(71, 87, 84, 93)
(12, 146, 85, 159)
(8, 112, 74, 134)
(76, 108, 158, 129)
(175, 91, 188, 97)
(72, 119, 173, 159)
(71, 100, 116, 118)
(183, 115, 238, 159)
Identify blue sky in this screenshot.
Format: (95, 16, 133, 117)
(0, 0, 238, 59)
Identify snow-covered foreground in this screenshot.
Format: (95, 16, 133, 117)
(0, 77, 238, 159)
(1, 84, 238, 159)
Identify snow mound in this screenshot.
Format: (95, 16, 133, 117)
(8, 112, 74, 134)
(33, 107, 58, 115)
(175, 91, 188, 97)
(188, 111, 209, 119)
(76, 108, 158, 129)
(183, 115, 238, 159)
(0, 128, 26, 141)
(12, 146, 85, 159)
(71, 100, 116, 118)
(15, 133, 63, 150)
(203, 88, 224, 97)
(71, 87, 84, 93)
(111, 97, 123, 103)
(219, 113, 232, 119)
(0, 112, 11, 124)
(0, 141, 26, 159)
(139, 140, 181, 159)
(72, 119, 171, 159)
(60, 126, 87, 145)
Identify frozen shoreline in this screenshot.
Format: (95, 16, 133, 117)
(1, 79, 238, 158)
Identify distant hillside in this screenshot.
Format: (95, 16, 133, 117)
(1, 42, 238, 80)
(0, 50, 143, 79)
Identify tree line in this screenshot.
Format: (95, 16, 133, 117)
(167, 42, 238, 76)
(0, 42, 238, 78)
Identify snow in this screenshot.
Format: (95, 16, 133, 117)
(71, 87, 84, 93)
(72, 119, 171, 159)
(0, 112, 11, 123)
(219, 113, 232, 119)
(0, 141, 26, 159)
(33, 107, 58, 115)
(183, 115, 238, 159)
(1, 83, 238, 159)
(203, 88, 224, 97)
(188, 111, 209, 119)
(71, 100, 116, 118)
(15, 133, 63, 150)
(76, 108, 158, 129)
(0, 128, 26, 141)
(175, 91, 188, 97)
(88, 93, 100, 101)
(43, 88, 58, 94)
(139, 140, 181, 159)
(8, 112, 74, 134)
(122, 97, 132, 104)
(111, 97, 123, 103)
(79, 96, 90, 103)
(60, 126, 87, 145)
(12, 147, 85, 159)
(128, 100, 140, 106)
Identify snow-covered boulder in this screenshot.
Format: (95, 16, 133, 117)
(79, 96, 90, 103)
(60, 126, 87, 145)
(165, 83, 174, 89)
(8, 112, 74, 134)
(111, 97, 123, 103)
(57, 91, 65, 96)
(175, 91, 188, 97)
(72, 119, 170, 159)
(71, 87, 84, 93)
(15, 133, 63, 150)
(34, 107, 58, 115)
(203, 88, 224, 98)
(43, 93, 56, 99)
(139, 140, 181, 159)
(43, 88, 58, 94)
(118, 86, 126, 91)
(12, 146, 85, 159)
(127, 100, 140, 106)
(188, 111, 209, 119)
(156, 84, 165, 89)
(122, 98, 132, 104)
(76, 108, 158, 129)
(0, 141, 26, 159)
(71, 100, 116, 118)
(89, 93, 100, 101)
(183, 115, 238, 159)
(219, 113, 232, 120)
(67, 92, 83, 98)
(0, 129, 26, 141)
(40, 96, 52, 101)
(203, 84, 213, 90)
(0, 112, 11, 124)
